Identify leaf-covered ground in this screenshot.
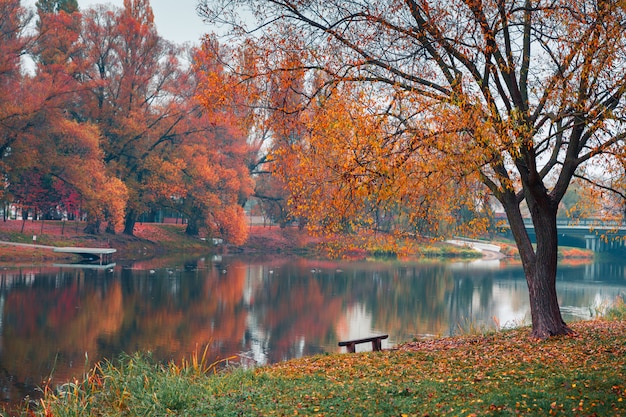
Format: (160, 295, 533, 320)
(33, 319, 626, 417)
(242, 320, 626, 416)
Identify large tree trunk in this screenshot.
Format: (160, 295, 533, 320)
(526, 265, 570, 338)
(525, 211, 572, 338)
(503, 193, 572, 339)
(123, 210, 137, 236)
(84, 219, 101, 234)
(185, 216, 200, 236)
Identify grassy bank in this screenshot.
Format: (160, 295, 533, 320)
(26, 313, 626, 417)
(0, 220, 216, 262)
(0, 220, 482, 262)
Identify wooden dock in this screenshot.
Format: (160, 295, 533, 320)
(53, 247, 116, 264)
(54, 262, 116, 270)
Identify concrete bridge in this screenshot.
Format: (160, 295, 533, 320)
(503, 218, 626, 253)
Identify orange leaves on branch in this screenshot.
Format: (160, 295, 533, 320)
(189, 38, 256, 242)
(143, 155, 186, 201)
(272, 80, 489, 238)
(194, 36, 255, 124)
(101, 177, 128, 232)
(1, 0, 257, 240)
(78, 169, 128, 233)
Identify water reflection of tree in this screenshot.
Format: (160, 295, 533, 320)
(246, 260, 495, 355)
(331, 263, 495, 339)
(246, 261, 344, 363)
(0, 269, 124, 402)
(339, 264, 456, 338)
(0, 263, 252, 397)
(105, 262, 249, 365)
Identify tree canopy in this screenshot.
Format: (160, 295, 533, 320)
(199, 0, 626, 338)
(0, 0, 253, 243)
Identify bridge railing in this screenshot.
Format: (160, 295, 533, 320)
(521, 218, 624, 228)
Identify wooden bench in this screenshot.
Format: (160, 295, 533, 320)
(338, 334, 388, 353)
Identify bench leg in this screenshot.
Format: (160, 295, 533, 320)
(346, 342, 356, 353)
(371, 339, 382, 352)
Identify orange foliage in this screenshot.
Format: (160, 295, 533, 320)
(199, 0, 626, 337)
(189, 38, 255, 242)
(210, 205, 249, 245)
(273, 81, 489, 238)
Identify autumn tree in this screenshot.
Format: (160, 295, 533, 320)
(258, 53, 316, 228)
(200, 0, 626, 338)
(34, 0, 79, 66)
(170, 117, 253, 244)
(22, 0, 128, 232)
(0, 0, 120, 230)
(0, 0, 32, 203)
(0, 0, 30, 94)
(73, 0, 192, 235)
(188, 38, 254, 243)
(196, 39, 298, 227)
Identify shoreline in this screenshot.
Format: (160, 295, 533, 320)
(446, 238, 507, 260)
(0, 220, 596, 263)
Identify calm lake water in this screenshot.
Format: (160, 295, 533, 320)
(0, 255, 625, 407)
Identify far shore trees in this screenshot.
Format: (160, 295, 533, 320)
(0, 0, 125, 230)
(1, 0, 253, 244)
(76, 0, 192, 235)
(74, 0, 253, 240)
(199, 0, 626, 338)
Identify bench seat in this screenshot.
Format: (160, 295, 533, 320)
(338, 334, 388, 353)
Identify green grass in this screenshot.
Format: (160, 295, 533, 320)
(18, 318, 626, 417)
(418, 243, 483, 259)
(0, 221, 212, 262)
(605, 296, 626, 321)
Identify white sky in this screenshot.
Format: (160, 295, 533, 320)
(23, 0, 211, 45)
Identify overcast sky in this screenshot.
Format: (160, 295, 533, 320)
(23, 0, 211, 45)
